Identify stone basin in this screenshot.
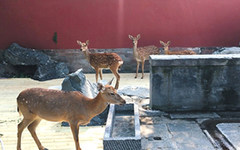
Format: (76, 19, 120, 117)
(103, 103, 141, 150)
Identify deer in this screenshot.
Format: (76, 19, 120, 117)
(160, 41, 196, 55)
(128, 34, 160, 79)
(77, 40, 123, 89)
(16, 79, 126, 150)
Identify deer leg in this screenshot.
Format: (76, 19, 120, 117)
(110, 67, 120, 89)
(17, 118, 35, 150)
(135, 61, 140, 78)
(95, 68, 99, 83)
(99, 69, 103, 80)
(27, 119, 47, 150)
(70, 122, 81, 150)
(141, 60, 145, 79)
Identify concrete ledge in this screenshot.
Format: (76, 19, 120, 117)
(150, 54, 240, 111)
(103, 104, 141, 150)
(150, 54, 240, 66)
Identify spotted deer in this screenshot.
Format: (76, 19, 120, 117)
(77, 40, 123, 89)
(129, 34, 160, 79)
(17, 79, 126, 150)
(160, 41, 196, 55)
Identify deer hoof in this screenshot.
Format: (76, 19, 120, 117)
(141, 77, 144, 79)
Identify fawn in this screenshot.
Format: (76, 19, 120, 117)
(129, 34, 160, 79)
(77, 40, 123, 89)
(160, 41, 196, 55)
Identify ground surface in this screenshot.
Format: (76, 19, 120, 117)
(0, 73, 148, 150)
(1, 73, 240, 150)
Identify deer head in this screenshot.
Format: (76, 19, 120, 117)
(77, 40, 89, 51)
(160, 40, 171, 51)
(128, 34, 141, 45)
(97, 78, 126, 105)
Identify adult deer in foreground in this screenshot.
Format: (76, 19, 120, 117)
(77, 40, 123, 89)
(160, 41, 196, 55)
(128, 34, 160, 79)
(17, 79, 126, 150)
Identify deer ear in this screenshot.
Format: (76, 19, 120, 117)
(128, 35, 133, 40)
(136, 34, 141, 40)
(167, 41, 171, 45)
(160, 40, 165, 45)
(77, 40, 82, 46)
(86, 40, 89, 46)
(97, 83, 104, 91)
(107, 78, 114, 85)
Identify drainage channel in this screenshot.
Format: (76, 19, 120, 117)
(200, 119, 240, 150)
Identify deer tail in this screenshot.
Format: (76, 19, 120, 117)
(17, 106, 22, 116)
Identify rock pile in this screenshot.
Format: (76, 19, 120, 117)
(0, 43, 69, 80)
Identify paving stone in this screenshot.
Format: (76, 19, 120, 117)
(141, 138, 178, 150)
(216, 123, 240, 149)
(141, 124, 172, 139)
(167, 122, 215, 150)
(170, 112, 220, 119)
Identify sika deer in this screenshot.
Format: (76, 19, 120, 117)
(129, 34, 160, 79)
(17, 79, 126, 150)
(77, 40, 123, 89)
(160, 41, 196, 55)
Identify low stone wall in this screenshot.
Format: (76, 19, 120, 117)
(150, 55, 240, 111)
(40, 48, 148, 73)
(1, 44, 240, 78)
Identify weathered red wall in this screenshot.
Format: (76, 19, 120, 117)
(1, 0, 240, 49)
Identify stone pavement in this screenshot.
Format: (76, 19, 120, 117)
(217, 123, 240, 149)
(140, 113, 240, 150)
(0, 73, 240, 150)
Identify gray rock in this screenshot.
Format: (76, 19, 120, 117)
(33, 62, 69, 81)
(2, 43, 69, 80)
(61, 69, 98, 98)
(4, 43, 49, 65)
(213, 47, 240, 54)
(118, 86, 149, 98)
(61, 69, 108, 126)
(0, 62, 18, 78)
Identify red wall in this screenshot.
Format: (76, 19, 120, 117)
(1, 0, 240, 49)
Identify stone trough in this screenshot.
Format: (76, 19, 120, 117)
(150, 54, 240, 111)
(103, 103, 141, 150)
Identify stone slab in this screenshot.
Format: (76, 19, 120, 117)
(216, 123, 240, 149)
(141, 124, 177, 150)
(140, 118, 215, 150)
(167, 122, 215, 150)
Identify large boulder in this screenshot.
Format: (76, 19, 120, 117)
(0, 62, 18, 78)
(2, 43, 69, 80)
(61, 69, 98, 98)
(4, 43, 49, 65)
(61, 69, 108, 126)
